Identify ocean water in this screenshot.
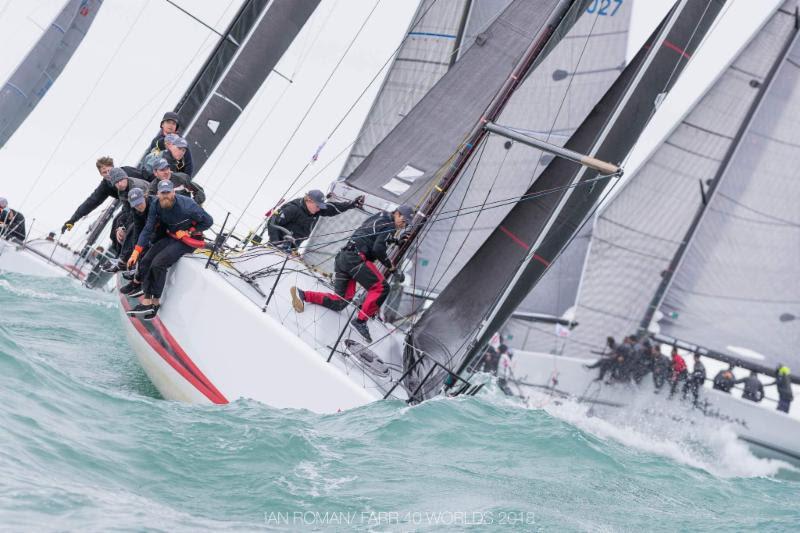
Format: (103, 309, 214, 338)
(1, 273, 799, 532)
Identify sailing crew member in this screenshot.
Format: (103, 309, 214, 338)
(668, 347, 687, 397)
(125, 180, 213, 320)
(267, 190, 364, 250)
(585, 336, 618, 382)
(289, 205, 413, 343)
(147, 158, 205, 205)
(0, 198, 26, 242)
(735, 371, 764, 403)
(497, 344, 514, 396)
(766, 365, 793, 413)
(160, 133, 193, 177)
(683, 353, 706, 404)
(62, 157, 118, 234)
(115, 187, 152, 274)
(712, 365, 736, 393)
(147, 111, 181, 152)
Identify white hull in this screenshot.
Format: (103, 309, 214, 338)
(511, 350, 800, 462)
(0, 238, 70, 278)
(119, 251, 414, 413)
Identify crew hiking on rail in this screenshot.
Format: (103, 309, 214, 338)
(289, 205, 413, 343)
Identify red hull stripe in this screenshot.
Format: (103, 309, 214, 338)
(118, 288, 228, 404)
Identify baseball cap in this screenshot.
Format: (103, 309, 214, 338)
(394, 204, 414, 225)
(306, 190, 328, 209)
(165, 133, 188, 149)
(152, 157, 170, 171)
(108, 167, 128, 185)
(128, 188, 146, 207)
(157, 180, 174, 194)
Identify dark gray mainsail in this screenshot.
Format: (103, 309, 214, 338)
(411, 2, 631, 306)
(179, 0, 320, 173)
(0, 0, 103, 148)
(657, 9, 800, 370)
(407, 0, 728, 399)
(344, 0, 586, 205)
(559, 2, 797, 361)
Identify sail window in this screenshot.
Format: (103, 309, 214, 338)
(381, 164, 425, 196)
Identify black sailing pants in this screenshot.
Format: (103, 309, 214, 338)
(138, 237, 193, 298)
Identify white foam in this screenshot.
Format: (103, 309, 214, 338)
(0, 279, 114, 309)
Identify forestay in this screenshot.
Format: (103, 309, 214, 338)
(0, 0, 103, 148)
(560, 2, 797, 360)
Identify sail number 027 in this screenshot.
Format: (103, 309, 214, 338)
(586, 0, 623, 16)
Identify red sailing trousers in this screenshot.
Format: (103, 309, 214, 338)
(303, 250, 389, 321)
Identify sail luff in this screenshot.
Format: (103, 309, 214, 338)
(0, 0, 103, 148)
(640, 12, 800, 335)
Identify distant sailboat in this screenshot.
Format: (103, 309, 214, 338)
(511, 0, 800, 463)
(116, 0, 724, 413)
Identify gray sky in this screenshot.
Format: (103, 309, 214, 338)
(0, 0, 781, 245)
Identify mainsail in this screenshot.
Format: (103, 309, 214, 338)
(407, 0, 727, 399)
(0, 0, 103, 148)
(559, 1, 797, 361)
(411, 1, 631, 305)
(657, 6, 800, 371)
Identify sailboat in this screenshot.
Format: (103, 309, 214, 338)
(510, 0, 800, 462)
(118, 0, 725, 413)
(0, 0, 104, 280)
(0, 0, 320, 288)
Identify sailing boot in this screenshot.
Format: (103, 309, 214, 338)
(289, 286, 305, 313)
(102, 260, 124, 274)
(120, 281, 143, 298)
(127, 303, 156, 316)
(349, 318, 372, 344)
(141, 305, 160, 321)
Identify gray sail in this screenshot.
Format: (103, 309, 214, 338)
(344, 0, 576, 204)
(0, 0, 103, 148)
(339, 0, 472, 177)
(407, 0, 727, 400)
(181, 0, 320, 173)
(411, 3, 630, 300)
(658, 10, 800, 370)
(561, 3, 797, 360)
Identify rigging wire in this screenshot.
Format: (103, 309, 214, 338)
(17, 0, 153, 210)
(226, 0, 384, 237)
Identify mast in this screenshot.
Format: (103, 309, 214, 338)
(639, 8, 800, 335)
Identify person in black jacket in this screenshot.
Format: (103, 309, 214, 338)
(0, 198, 26, 242)
(147, 157, 205, 205)
(159, 133, 193, 177)
(124, 180, 213, 320)
(267, 190, 364, 249)
(683, 353, 706, 404)
(147, 111, 181, 152)
(766, 365, 793, 413)
(290, 205, 413, 343)
(713, 365, 736, 393)
(61, 156, 116, 233)
(735, 371, 764, 403)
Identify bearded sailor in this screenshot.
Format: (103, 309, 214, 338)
(125, 180, 212, 320)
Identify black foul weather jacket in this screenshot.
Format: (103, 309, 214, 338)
(267, 197, 356, 246)
(346, 211, 396, 269)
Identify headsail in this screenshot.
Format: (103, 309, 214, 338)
(559, 2, 797, 361)
(0, 0, 103, 149)
(408, 0, 728, 399)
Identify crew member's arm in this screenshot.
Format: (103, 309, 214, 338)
(66, 181, 114, 227)
(182, 149, 194, 177)
(136, 199, 159, 249)
(267, 204, 299, 244)
(318, 195, 364, 217)
(188, 201, 213, 232)
(371, 220, 394, 269)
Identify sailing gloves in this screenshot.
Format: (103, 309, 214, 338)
(127, 246, 142, 269)
(350, 195, 365, 209)
(61, 222, 74, 234)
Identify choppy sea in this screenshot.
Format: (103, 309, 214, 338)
(1, 272, 799, 532)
